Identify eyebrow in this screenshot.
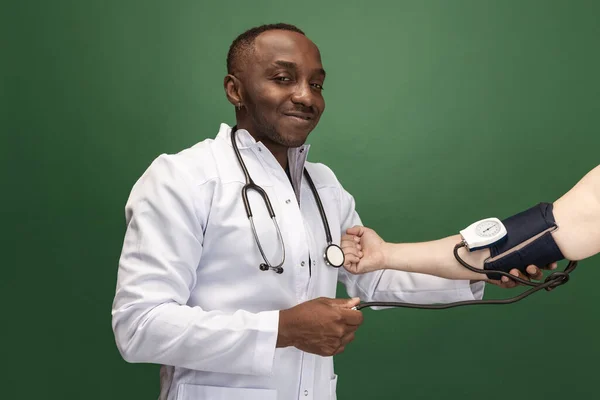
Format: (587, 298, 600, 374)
(272, 60, 326, 77)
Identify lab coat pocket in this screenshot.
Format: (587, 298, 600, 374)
(177, 383, 277, 400)
(330, 374, 338, 400)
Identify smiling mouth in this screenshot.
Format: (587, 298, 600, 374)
(283, 112, 314, 121)
(288, 115, 310, 121)
(285, 114, 313, 121)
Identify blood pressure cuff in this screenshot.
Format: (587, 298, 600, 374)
(483, 203, 565, 280)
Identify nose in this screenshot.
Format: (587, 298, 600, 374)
(290, 81, 315, 109)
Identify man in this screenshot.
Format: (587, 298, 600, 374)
(341, 165, 600, 282)
(111, 23, 541, 400)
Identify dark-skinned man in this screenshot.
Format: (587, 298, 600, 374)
(112, 23, 544, 400)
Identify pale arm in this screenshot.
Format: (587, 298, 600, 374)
(550, 164, 600, 261)
(332, 167, 485, 305)
(344, 164, 600, 280)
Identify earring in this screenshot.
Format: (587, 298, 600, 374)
(236, 103, 242, 111)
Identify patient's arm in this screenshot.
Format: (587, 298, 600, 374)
(551, 164, 600, 260)
(342, 164, 600, 282)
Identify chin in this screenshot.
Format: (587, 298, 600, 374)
(275, 124, 315, 147)
(279, 132, 311, 148)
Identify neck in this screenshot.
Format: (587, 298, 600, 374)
(236, 122, 288, 170)
(262, 142, 289, 170)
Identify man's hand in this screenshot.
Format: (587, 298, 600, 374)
(277, 297, 363, 356)
(488, 262, 558, 289)
(341, 226, 387, 274)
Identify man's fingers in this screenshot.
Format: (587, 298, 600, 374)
(333, 330, 359, 355)
(502, 269, 528, 281)
(329, 297, 361, 309)
(511, 268, 530, 282)
(500, 273, 518, 288)
(340, 308, 364, 326)
(498, 279, 517, 288)
(497, 263, 553, 287)
(497, 269, 531, 288)
(525, 265, 543, 280)
(340, 331, 356, 347)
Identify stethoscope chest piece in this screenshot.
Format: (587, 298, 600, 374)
(325, 244, 344, 268)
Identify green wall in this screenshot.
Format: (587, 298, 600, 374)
(4, 0, 600, 398)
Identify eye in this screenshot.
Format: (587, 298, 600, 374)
(274, 76, 292, 82)
(311, 83, 324, 90)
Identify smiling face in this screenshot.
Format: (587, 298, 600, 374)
(228, 29, 326, 148)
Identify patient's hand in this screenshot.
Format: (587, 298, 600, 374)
(341, 226, 386, 274)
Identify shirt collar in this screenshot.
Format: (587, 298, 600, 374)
(216, 123, 311, 171)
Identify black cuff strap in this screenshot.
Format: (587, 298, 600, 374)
(484, 203, 565, 280)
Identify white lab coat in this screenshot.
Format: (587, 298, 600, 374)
(112, 123, 484, 400)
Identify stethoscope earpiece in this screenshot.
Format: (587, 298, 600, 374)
(259, 263, 284, 274)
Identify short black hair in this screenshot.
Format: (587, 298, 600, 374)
(226, 23, 305, 74)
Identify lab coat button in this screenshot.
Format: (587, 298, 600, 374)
(286, 199, 291, 204)
(304, 390, 308, 396)
(301, 261, 305, 266)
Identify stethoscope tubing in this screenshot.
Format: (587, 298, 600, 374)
(230, 126, 343, 272)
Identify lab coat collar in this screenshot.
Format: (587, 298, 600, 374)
(216, 123, 311, 179)
(217, 123, 257, 149)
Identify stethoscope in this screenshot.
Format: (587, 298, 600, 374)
(231, 126, 345, 274)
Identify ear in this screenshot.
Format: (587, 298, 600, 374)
(224, 74, 243, 107)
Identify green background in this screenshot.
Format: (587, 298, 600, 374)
(4, 0, 600, 398)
